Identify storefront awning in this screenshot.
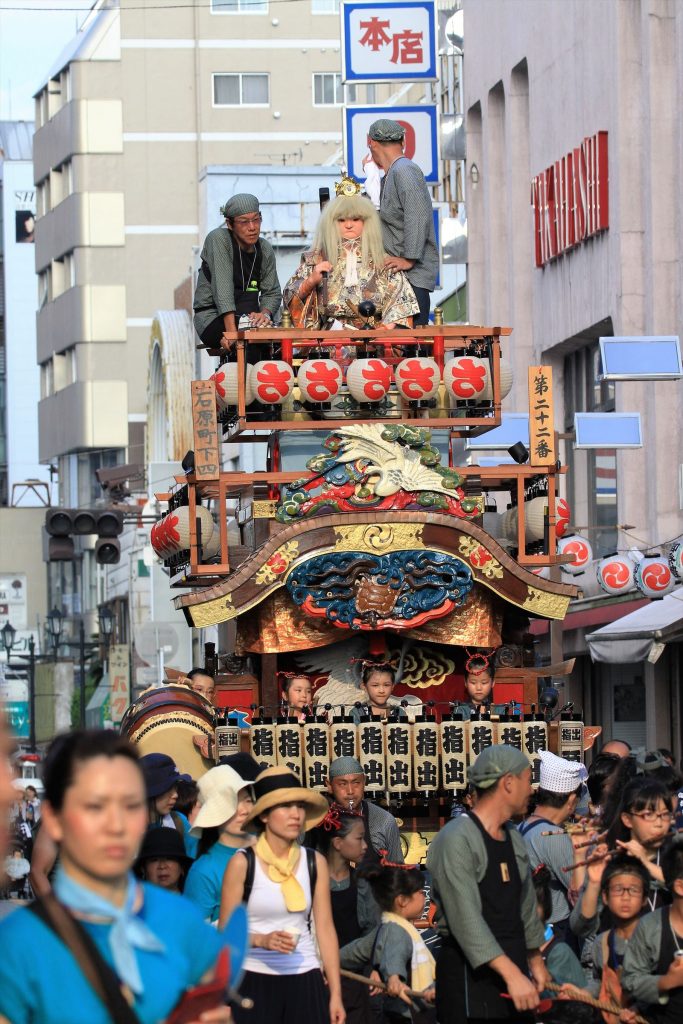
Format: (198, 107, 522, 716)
(586, 591, 683, 663)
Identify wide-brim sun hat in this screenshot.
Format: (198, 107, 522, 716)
(190, 764, 251, 835)
(244, 765, 328, 830)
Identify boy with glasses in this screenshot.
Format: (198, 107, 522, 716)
(193, 193, 282, 356)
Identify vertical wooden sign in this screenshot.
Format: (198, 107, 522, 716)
(528, 366, 556, 466)
(191, 380, 221, 480)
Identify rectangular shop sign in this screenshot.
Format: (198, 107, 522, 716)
(342, 1, 437, 82)
(345, 105, 439, 184)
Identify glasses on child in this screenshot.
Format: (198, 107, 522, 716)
(608, 884, 645, 897)
(630, 810, 675, 823)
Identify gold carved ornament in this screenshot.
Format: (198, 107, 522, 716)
(190, 593, 236, 628)
(521, 587, 570, 620)
(255, 540, 300, 586)
(333, 523, 425, 553)
(457, 535, 504, 580)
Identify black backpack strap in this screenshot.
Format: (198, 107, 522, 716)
(28, 896, 142, 1024)
(241, 846, 256, 904)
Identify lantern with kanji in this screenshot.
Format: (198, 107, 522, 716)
(252, 360, 296, 405)
(297, 359, 344, 403)
(558, 534, 593, 575)
(394, 357, 441, 401)
(210, 365, 255, 411)
(668, 540, 683, 580)
(481, 358, 514, 401)
(634, 555, 677, 598)
(443, 355, 488, 402)
(556, 498, 570, 538)
(151, 505, 215, 558)
(597, 555, 635, 596)
(346, 358, 392, 403)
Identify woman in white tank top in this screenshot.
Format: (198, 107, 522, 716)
(220, 766, 345, 1024)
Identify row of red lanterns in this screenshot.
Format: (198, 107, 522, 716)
(210, 355, 513, 409)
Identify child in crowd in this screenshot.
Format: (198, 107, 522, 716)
(561, 854, 649, 1023)
(310, 807, 379, 1024)
(280, 672, 314, 722)
(133, 826, 193, 894)
(622, 834, 683, 1023)
(458, 652, 508, 720)
(531, 864, 586, 989)
(339, 860, 436, 1024)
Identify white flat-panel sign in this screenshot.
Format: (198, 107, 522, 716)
(342, 1, 437, 81)
(345, 105, 439, 184)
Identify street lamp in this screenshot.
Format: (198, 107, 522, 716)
(1, 621, 16, 659)
(1, 619, 36, 753)
(98, 606, 115, 647)
(45, 608, 64, 655)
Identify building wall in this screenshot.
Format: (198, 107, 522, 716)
(463, 0, 683, 751)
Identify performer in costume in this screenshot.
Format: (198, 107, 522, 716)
(326, 756, 404, 866)
(427, 745, 550, 1024)
(283, 185, 418, 331)
(279, 672, 314, 723)
(350, 662, 408, 723)
(458, 651, 508, 720)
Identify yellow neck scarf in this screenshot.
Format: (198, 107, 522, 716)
(256, 835, 306, 912)
(382, 912, 436, 992)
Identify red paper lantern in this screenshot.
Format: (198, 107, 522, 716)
(634, 556, 677, 598)
(346, 358, 392, 402)
(252, 360, 295, 405)
(558, 534, 592, 575)
(443, 356, 488, 401)
(597, 555, 635, 595)
(395, 357, 441, 401)
(297, 359, 343, 402)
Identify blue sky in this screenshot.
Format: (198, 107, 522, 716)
(0, 0, 94, 121)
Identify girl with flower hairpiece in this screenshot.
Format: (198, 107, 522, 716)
(309, 807, 381, 1024)
(279, 673, 314, 724)
(283, 192, 419, 332)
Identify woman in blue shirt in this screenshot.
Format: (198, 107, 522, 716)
(0, 729, 233, 1024)
(185, 761, 256, 923)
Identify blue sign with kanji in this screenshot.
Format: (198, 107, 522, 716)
(345, 105, 439, 183)
(342, 1, 437, 82)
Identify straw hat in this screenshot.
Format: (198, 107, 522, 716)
(191, 764, 251, 834)
(244, 766, 328, 830)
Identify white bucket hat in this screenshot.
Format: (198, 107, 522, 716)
(190, 764, 250, 835)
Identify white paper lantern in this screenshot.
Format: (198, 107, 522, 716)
(297, 359, 343, 403)
(481, 358, 514, 401)
(634, 555, 677, 598)
(346, 358, 392, 402)
(499, 497, 548, 545)
(668, 540, 683, 580)
(532, 566, 551, 580)
(597, 555, 635, 596)
(394, 357, 441, 401)
(151, 505, 215, 558)
(201, 527, 222, 560)
(210, 365, 255, 411)
(252, 360, 295, 405)
(443, 355, 488, 402)
(558, 534, 593, 575)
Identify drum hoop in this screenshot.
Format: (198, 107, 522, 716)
(130, 713, 214, 742)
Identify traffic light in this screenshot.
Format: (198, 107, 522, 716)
(44, 509, 124, 564)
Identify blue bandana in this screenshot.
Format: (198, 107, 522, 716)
(53, 867, 166, 996)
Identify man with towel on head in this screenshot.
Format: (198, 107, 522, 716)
(367, 118, 438, 326)
(427, 745, 550, 1024)
(518, 749, 588, 951)
(193, 192, 282, 356)
(326, 756, 403, 865)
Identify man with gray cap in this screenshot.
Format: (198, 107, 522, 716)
(326, 755, 403, 864)
(193, 193, 282, 354)
(367, 119, 439, 325)
(427, 745, 549, 1023)
(518, 748, 588, 951)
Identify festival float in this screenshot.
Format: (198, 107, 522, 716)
(122, 221, 600, 857)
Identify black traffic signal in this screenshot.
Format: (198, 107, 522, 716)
(45, 509, 124, 564)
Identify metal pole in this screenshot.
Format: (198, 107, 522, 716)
(28, 635, 36, 753)
(79, 619, 86, 729)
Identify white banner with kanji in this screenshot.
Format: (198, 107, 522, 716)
(342, 1, 437, 81)
(345, 105, 439, 183)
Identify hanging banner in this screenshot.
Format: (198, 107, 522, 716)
(108, 644, 130, 724)
(342, 1, 437, 82)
